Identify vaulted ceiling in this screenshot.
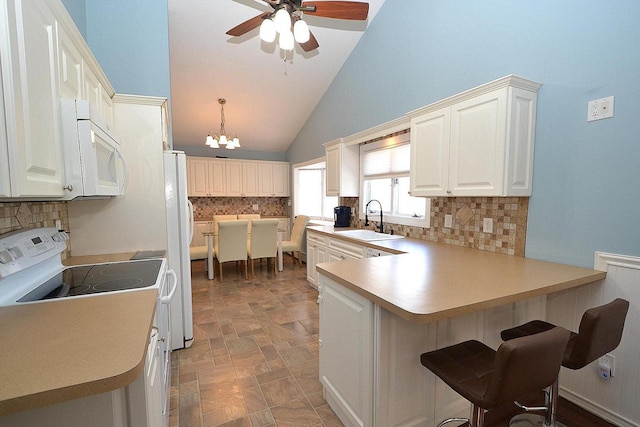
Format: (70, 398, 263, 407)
(168, 0, 386, 153)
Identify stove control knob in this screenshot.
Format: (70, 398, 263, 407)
(52, 231, 69, 242)
(0, 250, 14, 264)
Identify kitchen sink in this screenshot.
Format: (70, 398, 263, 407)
(334, 229, 404, 242)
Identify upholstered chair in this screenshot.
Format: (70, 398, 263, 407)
(214, 220, 248, 281)
(247, 219, 279, 278)
(281, 215, 310, 267)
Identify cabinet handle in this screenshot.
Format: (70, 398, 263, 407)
(317, 295, 322, 304)
(318, 339, 323, 347)
(63, 184, 73, 192)
(446, 190, 452, 194)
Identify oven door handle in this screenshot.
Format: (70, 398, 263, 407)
(161, 269, 178, 305)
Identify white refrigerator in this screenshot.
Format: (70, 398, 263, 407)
(68, 96, 193, 351)
(164, 150, 194, 350)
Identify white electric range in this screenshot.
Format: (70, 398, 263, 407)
(0, 228, 175, 427)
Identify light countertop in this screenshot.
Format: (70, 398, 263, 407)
(309, 226, 606, 323)
(0, 253, 157, 416)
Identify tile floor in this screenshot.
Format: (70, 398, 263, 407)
(169, 258, 344, 427)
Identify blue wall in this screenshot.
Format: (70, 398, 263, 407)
(60, 0, 86, 37)
(286, 0, 640, 268)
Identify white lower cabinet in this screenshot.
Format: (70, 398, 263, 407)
(318, 275, 374, 427)
(306, 232, 327, 288)
(192, 221, 213, 247)
(318, 271, 547, 427)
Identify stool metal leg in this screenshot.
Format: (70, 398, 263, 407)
(509, 380, 567, 427)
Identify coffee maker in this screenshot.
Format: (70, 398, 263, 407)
(334, 206, 351, 227)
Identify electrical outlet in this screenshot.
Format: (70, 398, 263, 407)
(587, 96, 614, 122)
(252, 204, 259, 211)
(599, 353, 616, 377)
(483, 218, 493, 233)
(444, 214, 453, 228)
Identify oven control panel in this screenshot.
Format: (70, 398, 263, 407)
(0, 228, 68, 279)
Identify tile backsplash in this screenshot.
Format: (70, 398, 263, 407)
(342, 196, 528, 256)
(190, 196, 288, 219)
(0, 201, 69, 235)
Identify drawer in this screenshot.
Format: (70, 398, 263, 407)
(328, 237, 365, 259)
(308, 231, 328, 246)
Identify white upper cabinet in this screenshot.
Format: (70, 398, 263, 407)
(186, 157, 289, 198)
(409, 75, 541, 197)
(258, 161, 289, 197)
(0, 0, 115, 200)
(242, 161, 258, 197)
(325, 139, 359, 197)
(0, 0, 65, 198)
(186, 157, 225, 197)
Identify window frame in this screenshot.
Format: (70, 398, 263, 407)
(292, 158, 338, 223)
(359, 133, 431, 228)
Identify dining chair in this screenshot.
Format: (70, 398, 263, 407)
(214, 219, 248, 282)
(238, 213, 261, 233)
(281, 215, 310, 267)
(247, 219, 279, 278)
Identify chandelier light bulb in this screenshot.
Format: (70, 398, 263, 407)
(232, 137, 240, 148)
(219, 134, 228, 145)
(205, 135, 214, 146)
(274, 8, 291, 34)
(279, 29, 294, 51)
(293, 19, 310, 43)
(259, 18, 276, 42)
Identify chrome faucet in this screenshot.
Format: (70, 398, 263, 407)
(365, 199, 384, 233)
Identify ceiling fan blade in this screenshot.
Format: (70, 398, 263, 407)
(301, 1, 369, 20)
(299, 31, 319, 52)
(226, 12, 270, 36)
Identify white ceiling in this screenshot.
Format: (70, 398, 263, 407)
(168, 0, 386, 153)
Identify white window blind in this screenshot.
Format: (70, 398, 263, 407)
(361, 141, 410, 178)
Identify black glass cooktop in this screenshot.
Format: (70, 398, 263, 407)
(18, 259, 163, 302)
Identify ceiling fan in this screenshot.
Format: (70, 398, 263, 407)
(226, 1, 370, 52)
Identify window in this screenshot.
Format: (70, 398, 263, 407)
(293, 160, 338, 221)
(360, 133, 430, 227)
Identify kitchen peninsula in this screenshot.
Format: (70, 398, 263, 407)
(308, 226, 606, 427)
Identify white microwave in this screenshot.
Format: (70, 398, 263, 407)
(60, 99, 127, 200)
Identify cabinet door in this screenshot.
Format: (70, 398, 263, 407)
(449, 89, 507, 196)
(257, 162, 274, 196)
(242, 161, 258, 196)
(319, 276, 374, 427)
(409, 108, 451, 197)
(325, 144, 340, 196)
(272, 162, 289, 196)
(192, 221, 211, 247)
(56, 22, 83, 100)
(207, 160, 226, 196)
(1, 0, 65, 197)
(225, 161, 243, 196)
(306, 239, 318, 286)
(187, 158, 210, 196)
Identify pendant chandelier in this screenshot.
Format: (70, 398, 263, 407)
(205, 98, 240, 149)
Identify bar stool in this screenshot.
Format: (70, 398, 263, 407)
(420, 326, 571, 427)
(500, 298, 629, 427)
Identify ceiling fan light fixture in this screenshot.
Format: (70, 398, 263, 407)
(259, 18, 276, 42)
(274, 8, 291, 34)
(279, 29, 294, 51)
(293, 19, 310, 43)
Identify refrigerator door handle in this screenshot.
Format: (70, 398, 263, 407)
(161, 269, 178, 305)
(187, 199, 195, 244)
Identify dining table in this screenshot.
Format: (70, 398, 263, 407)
(201, 229, 285, 280)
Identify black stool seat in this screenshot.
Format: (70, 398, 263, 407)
(421, 327, 570, 427)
